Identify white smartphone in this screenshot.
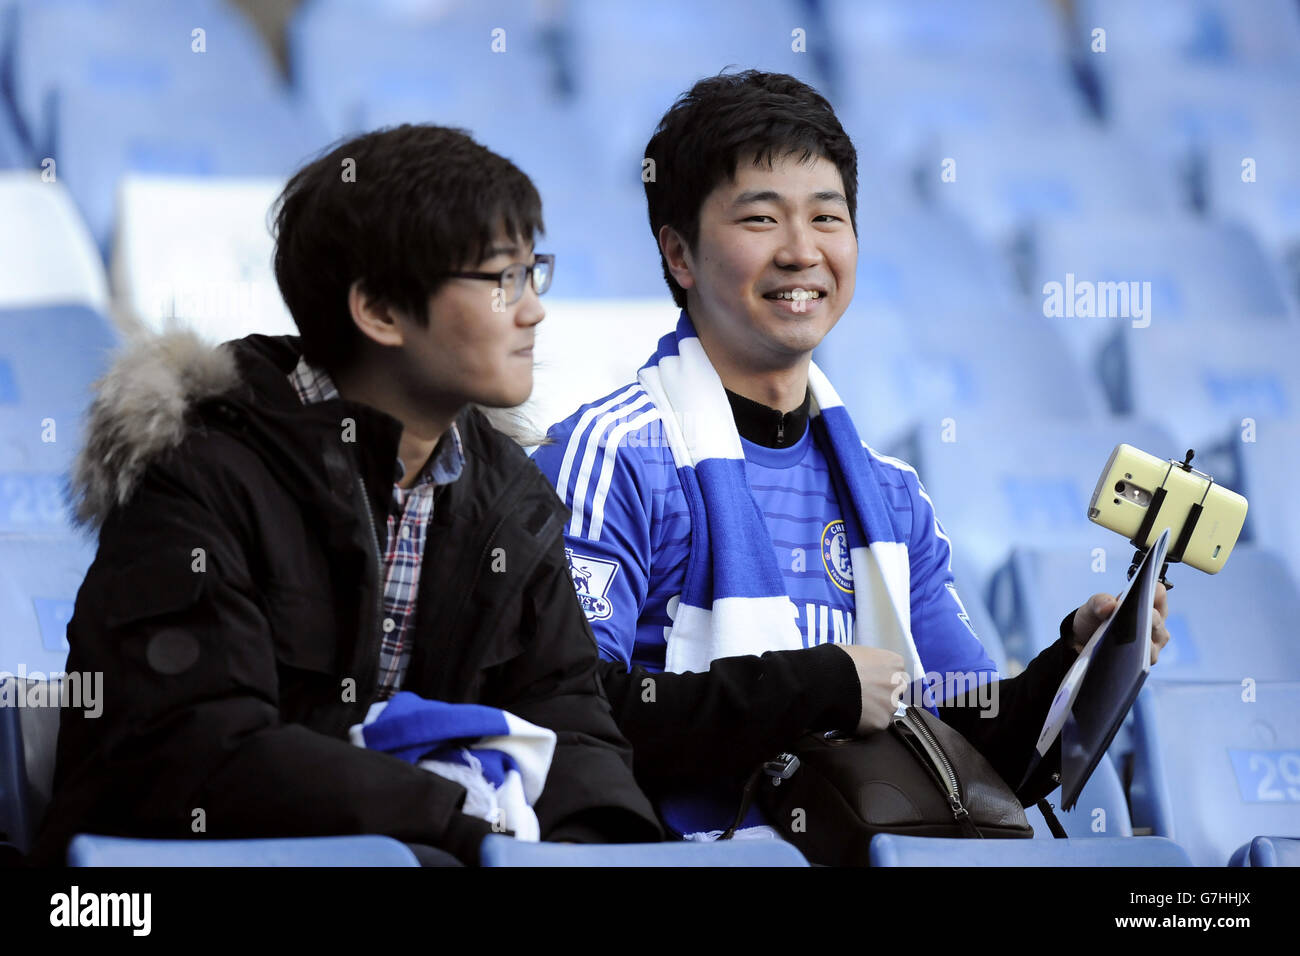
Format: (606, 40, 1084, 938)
(1088, 443, 1247, 574)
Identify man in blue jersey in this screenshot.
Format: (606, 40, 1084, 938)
(530, 71, 1171, 838)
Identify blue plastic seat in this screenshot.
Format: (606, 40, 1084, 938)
(51, 86, 330, 254)
(869, 833, 1192, 866)
(0, 304, 117, 430)
(1027, 753, 1133, 839)
(479, 833, 808, 867)
(9, 0, 283, 156)
(832, 57, 1088, 185)
(0, 534, 98, 675)
(1230, 417, 1300, 587)
(1097, 319, 1300, 452)
(990, 545, 1300, 682)
(289, 0, 559, 142)
(1030, 217, 1295, 374)
(822, 0, 1070, 66)
(931, 125, 1181, 251)
(1129, 680, 1300, 866)
(894, 416, 1178, 584)
(991, 544, 1300, 788)
(1078, 0, 1300, 67)
(67, 834, 422, 867)
(856, 307, 1104, 424)
(563, 0, 820, 181)
(0, 305, 118, 535)
(1228, 835, 1300, 866)
(1202, 128, 1300, 288)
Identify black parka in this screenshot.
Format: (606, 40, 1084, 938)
(33, 330, 662, 865)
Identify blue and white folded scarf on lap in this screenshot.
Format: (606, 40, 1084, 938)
(349, 692, 556, 841)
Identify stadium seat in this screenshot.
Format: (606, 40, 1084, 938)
(822, 0, 1071, 66)
(289, 0, 559, 142)
(1078, 0, 1300, 66)
(1096, 319, 1300, 451)
(0, 676, 62, 856)
(832, 56, 1089, 183)
(989, 545, 1300, 682)
(564, 0, 821, 184)
(1027, 217, 1295, 375)
(868, 833, 1192, 866)
(110, 174, 296, 340)
(826, 306, 1106, 439)
(0, 306, 119, 535)
(0, 172, 108, 311)
(832, 205, 1021, 323)
(51, 86, 329, 255)
(896, 416, 1177, 583)
(478, 833, 808, 866)
(0, 304, 116, 419)
(1202, 128, 1300, 309)
(67, 834, 422, 867)
(0, 533, 98, 674)
(9, 0, 283, 156)
(1230, 417, 1300, 585)
(1027, 753, 1133, 839)
(1096, 57, 1300, 207)
(931, 124, 1181, 259)
(0, 676, 29, 855)
(1228, 835, 1300, 867)
(1128, 680, 1300, 866)
(991, 543, 1300, 795)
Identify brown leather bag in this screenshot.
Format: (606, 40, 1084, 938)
(748, 706, 1034, 865)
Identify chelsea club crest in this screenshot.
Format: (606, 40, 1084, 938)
(820, 519, 854, 594)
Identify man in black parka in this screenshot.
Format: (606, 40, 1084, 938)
(33, 124, 662, 865)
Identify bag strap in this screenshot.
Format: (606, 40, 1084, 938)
(1035, 798, 1068, 838)
(719, 752, 801, 840)
(718, 768, 764, 840)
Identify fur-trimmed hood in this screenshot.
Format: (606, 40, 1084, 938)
(68, 321, 246, 532)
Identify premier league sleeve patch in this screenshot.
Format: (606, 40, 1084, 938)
(564, 548, 620, 621)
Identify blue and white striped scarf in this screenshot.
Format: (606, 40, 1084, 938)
(637, 311, 926, 682)
(350, 692, 556, 841)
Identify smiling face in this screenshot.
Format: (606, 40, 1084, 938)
(659, 150, 857, 386)
(394, 230, 546, 410)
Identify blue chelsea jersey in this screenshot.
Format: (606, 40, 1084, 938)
(529, 382, 996, 683)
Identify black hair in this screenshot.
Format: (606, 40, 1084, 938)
(643, 70, 858, 310)
(271, 124, 544, 374)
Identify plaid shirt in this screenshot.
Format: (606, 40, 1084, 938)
(287, 356, 464, 701)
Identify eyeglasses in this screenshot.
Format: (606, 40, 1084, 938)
(439, 253, 555, 306)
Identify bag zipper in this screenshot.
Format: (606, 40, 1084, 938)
(896, 707, 976, 830)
